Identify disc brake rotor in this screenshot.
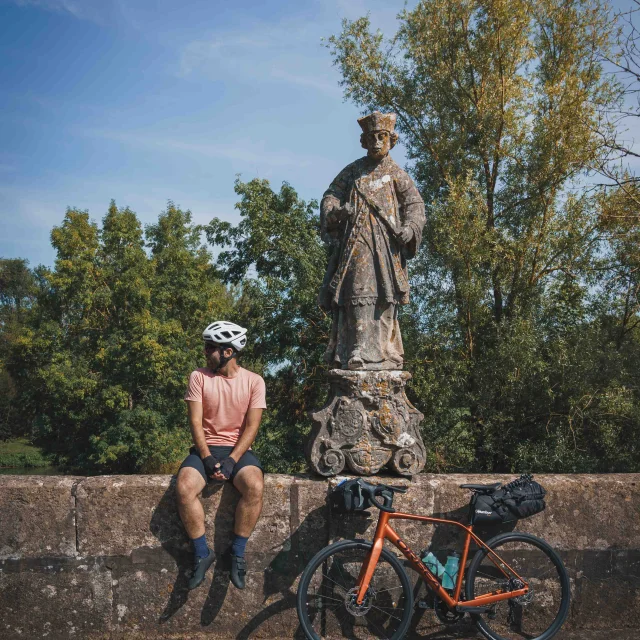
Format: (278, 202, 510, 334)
(345, 586, 375, 616)
(510, 578, 534, 605)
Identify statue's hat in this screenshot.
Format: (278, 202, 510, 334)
(358, 111, 397, 134)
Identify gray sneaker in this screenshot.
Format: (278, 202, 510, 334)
(188, 549, 215, 590)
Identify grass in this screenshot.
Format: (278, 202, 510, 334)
(0, 438, 52, 468)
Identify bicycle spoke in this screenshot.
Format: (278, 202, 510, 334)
(298, 542, 412, 640)
(375, 585, 406, 594)
(369, 604, 403, 622)
(320, 571, 349, 592)
(310, 592, 345, 605)
(333, 557, 353, 588)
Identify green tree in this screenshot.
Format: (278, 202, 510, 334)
(206, 178, 329, 472)
(5, 203, 232, 473)
(0, 258, 37, 439)
(328, 0, 638, 471)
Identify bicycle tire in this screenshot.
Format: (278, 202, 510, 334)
(296, 539, 413, 640)
(465, 532, 570, 640)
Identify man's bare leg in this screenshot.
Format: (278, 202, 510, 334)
(175, 466, 216, 589)
(228, 465, 263, 589)
(232, 465, 264, 537)
(176, 467, 207, 538)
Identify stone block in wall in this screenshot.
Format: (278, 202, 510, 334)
(76, 475, 293, 567)
(111, 562, 299, 638)
(289, 477, 330, 569)
(0, 476, 80, 559)
(427, 473, 640, 552)
(76, 476, 183, 557)
(0, 561, 112, 639)
(517, 474, 640, 550)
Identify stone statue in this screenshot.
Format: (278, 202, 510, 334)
(318, 111, 426, 370)
(307, 112, 428, 477)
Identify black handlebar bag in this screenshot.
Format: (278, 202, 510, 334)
(329, 479, 373, 513)
(328, 478, 394, 513)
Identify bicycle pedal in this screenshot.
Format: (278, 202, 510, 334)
(416, 600, 429, 609)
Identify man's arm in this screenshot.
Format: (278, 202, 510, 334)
(211, 408, 264, 481)
(186, 400, 210, 460)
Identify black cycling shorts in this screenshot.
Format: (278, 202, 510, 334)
(179, 445, 263, 484)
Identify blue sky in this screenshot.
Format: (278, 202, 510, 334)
(0, 0, 409, 267)
(1, 0, 637, 268)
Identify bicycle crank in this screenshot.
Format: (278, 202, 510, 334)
(434, 597, 465, 624)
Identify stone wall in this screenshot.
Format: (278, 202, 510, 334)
(0, 474, 638, 639)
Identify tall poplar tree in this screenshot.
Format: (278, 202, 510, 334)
(328, 0, 638, 471)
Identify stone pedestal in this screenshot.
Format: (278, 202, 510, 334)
(306, 370, 426, 476)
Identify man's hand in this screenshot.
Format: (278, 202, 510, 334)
(202, 454, 220, 478)
(211, 456, 236, 481)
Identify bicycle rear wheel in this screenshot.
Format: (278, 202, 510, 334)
(296, 539, 413, 640)
(465, 532, 570, 640)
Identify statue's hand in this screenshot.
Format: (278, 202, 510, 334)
(336, 202, 355, 222)
(397, 225, 414, 245)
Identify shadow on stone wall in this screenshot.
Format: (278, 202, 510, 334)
(238, 506, 379, 639)
(149, 479, 243, 628)
(147, 480, 517, 638)
(2, 474, 638, 639)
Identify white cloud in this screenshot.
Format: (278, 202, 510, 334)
(177, 21, 342, 96)
(269, 68, 341, 95)
(7, 0, 120, 25)
(79, 127, 320, 169)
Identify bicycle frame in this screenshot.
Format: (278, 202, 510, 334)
(355, 510, 529, 610)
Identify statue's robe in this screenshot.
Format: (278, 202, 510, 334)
(319, 154, 425, 369)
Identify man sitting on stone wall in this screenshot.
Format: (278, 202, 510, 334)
(175, 320, 266, 590)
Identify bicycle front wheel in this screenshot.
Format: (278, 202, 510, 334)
(465, 532, 570, 640)
(296, 539, 413, 640)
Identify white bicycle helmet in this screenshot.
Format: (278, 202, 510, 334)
(202, 321, 248, 351)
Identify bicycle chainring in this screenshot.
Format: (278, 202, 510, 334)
(434, 597, 464, 624)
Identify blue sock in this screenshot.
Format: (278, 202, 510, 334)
(191, 534, 209, 560)
(231, 534, 249, 558)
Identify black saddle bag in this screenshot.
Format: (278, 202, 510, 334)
(473, 489, 514, 523)
(502, 475, 547, 519)
(473, 475, 546, 524)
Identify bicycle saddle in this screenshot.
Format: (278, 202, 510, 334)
(459, 482, 502, 493)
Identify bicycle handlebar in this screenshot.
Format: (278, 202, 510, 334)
(358, 480, 407, 513)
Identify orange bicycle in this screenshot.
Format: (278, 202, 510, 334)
(296, 479, 570, 640)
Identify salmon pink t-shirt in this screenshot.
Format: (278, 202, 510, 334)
(184, 367, 267, 446)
